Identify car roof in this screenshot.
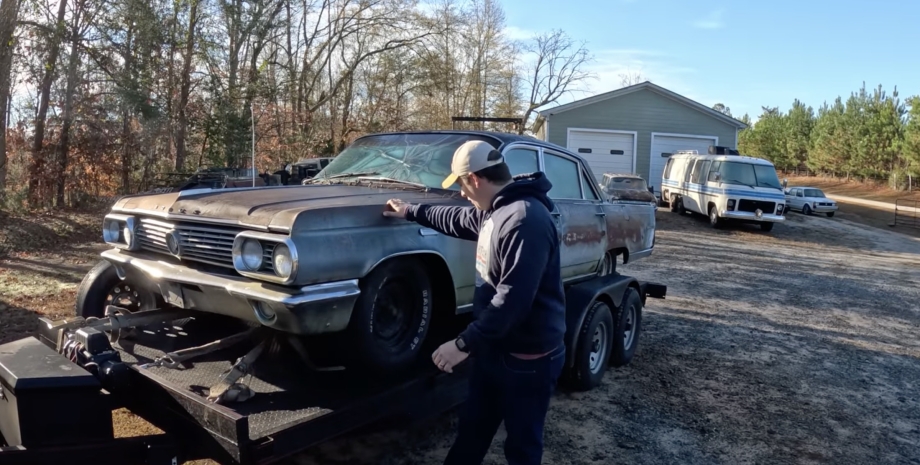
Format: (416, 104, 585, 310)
(603, 172, 645, 179)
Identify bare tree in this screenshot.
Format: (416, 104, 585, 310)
(519, 29, 592, 134)
(619, 67, 645, 87)
(0, 0, 20, 200)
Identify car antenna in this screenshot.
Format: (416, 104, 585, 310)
(251, 103, 256, 187)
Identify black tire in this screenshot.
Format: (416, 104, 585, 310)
(609, 287, 642, 368)
(75, 260, 159, 318)
(343, 257, 434, 374)
(708, 204, 721, 228)
(802, 204, 812, 215)
(760, 222, 775, 232)
(669, 194, 682, 213)
(563, 301, 614, 391)
(826, 212, 834, 218)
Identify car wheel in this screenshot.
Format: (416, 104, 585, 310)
(76, 260, 160, 319)
(803, 204, 812, 215)
(344, 257, 433, 374)
(562, 300, 614, 391)
(609, 287, 642, 368)
(761, 222, 775, 232)
(709, 205, 721, 228)
(826, 212, 834, 218)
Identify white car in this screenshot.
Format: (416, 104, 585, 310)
(784, 186, 838, 217)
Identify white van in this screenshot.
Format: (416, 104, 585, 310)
(660, 150, 786, 231)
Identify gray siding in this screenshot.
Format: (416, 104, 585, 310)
(544, 88, 738, 180)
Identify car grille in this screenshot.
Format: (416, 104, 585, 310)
(135, 217, 275, 272)
(818, 202, 834, 206)
(737, 199, 776, 213)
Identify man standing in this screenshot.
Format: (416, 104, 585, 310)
(382, 140, 567, 465)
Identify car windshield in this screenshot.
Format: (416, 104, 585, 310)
(718, 161, 782, 189)
(804, 188, 826, 198)
(313, 133, 498, 190)
(604, 177, 648, 190)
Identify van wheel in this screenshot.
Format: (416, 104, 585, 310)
(708, 205, 721, 228)
(562, 301, 614, 391)
(670, 195, 684, 214)
(610, 287, 642, 368)
(761, 222, 775, 232)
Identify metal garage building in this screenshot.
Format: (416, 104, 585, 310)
(531, 81, 748, 196)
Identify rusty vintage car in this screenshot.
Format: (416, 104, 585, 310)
(78, 130, 657, 376)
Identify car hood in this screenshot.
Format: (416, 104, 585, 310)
(111, 184, 460, 230)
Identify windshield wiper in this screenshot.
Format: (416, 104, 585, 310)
(352, 176, 429, 189)
(722, 179, 755, 189)
(305, 171, 379, 184)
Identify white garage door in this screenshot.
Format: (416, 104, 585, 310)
(566, 129, 635, 181)
(649, 133, 717, 195)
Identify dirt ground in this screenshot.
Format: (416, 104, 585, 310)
(2, 200, 920, 465)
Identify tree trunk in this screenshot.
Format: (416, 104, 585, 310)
(55, 0, 83, 207)
(0, 0, 20, 201)
(175, 0, 199, 172)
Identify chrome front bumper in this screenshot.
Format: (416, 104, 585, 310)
(101, 249, 360, 335)
(721, 210, 786, 222)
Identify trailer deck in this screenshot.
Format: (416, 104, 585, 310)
(0, 315, 471, 465)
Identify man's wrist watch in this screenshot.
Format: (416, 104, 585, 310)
(455, 336, 469, 353)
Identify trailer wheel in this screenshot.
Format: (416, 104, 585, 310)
(563, 300, 614, 391)
(75, 260, 159, 318)
(345, 257, 433, 374)
(610, 287, 642, 368)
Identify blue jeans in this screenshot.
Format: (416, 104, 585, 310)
(443, 344, 566, 465)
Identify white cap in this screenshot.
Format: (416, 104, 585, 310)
(441, 140, 505, 189)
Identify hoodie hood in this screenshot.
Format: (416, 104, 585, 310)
(490, 171, 555, 212)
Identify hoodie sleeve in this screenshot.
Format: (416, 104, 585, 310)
(457, 207, 554, 353)
(405, 204, 486, 242)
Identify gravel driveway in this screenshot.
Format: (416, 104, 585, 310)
(292, 209, 920, 465)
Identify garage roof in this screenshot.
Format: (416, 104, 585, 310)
(532, 81, 748, 133)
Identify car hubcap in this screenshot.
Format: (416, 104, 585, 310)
(372, 278, 415, 347)
(623, 305, 636, 350)
(105, 283, 142, 313)
(589, 322, 608, 373)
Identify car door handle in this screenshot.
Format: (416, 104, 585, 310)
(595, 212, 606, 217)
(551, 211, 561, 217)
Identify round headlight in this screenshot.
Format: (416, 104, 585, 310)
(104, 219, 121, 243)
(241, 239, 263, 270)
(272, 244, 294, 279)
(123, 225, 133, 247)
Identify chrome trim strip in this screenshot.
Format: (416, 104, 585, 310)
(110, 207, 272, 231)
(100, 249, 356, 307)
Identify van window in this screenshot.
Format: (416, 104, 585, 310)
(699, 160, 712, 183)
(715, 161, 782, 189)
(708, 161, 722, 182)
(663, 158, 674, 179)
(690, 160, 704, 183)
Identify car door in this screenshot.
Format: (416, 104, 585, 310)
(540, 148, 608, 279)
(794, 189, 805, 210)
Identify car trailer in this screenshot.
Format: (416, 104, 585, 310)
(0, 273, 665, 465)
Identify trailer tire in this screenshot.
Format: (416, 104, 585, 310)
(609, 286, 642, 368)
(75, 260, 159, 318)
(344, 257, 433, 374)
(563, 300, 614, 391)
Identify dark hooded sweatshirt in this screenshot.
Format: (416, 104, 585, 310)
(405, 172, 566, 356)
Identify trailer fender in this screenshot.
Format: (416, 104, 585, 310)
(563, 273, 639, 369)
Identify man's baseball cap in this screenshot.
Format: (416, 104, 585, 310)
(441, 140, 505, 189)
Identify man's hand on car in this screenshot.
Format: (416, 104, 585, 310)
(382, 198, 410, 218)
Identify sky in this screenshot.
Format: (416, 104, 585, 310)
(500, 0, 919, 122)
